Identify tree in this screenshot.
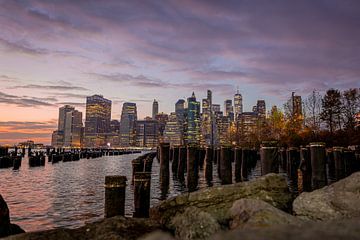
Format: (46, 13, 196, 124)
(321, 89, 342, 134)
(341, 88, 360, 130)
(305, 90, 322, 132)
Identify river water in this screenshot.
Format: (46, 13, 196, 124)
(0, 151, 261, 232)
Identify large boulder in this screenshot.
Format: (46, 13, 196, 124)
(4, 216, 162, 240)
(170, 206, 221, 240)
(212, 217, 360, 240)
(293, 172, 360, 221)
(0, 194, 25, 238)
(150, 173, 293, 226)
(229, 199, 305, 229)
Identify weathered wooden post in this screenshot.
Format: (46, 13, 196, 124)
(104, 176, 127, 218)
(234, 147, 242, 182)
(299, 147, 312, 192)
(333, 147, 345, 181)
(187, 145, 199, 192)
(177, 146, 186, 182)
(279, 148, 287, 173)
(260, 141, 279, 175)
(241, 148, 251, 181)
(159, 143, 170, 189)
(327, 149, 336, 183)
(133, 172, 151, 218)
(132, 157, 144, 184)
(220, 146, 232, 185)
(204, 146, 213, 183)
(287, 147, 300, 193)
(171, 146, 179, 177)
(310, 142, 327, 190)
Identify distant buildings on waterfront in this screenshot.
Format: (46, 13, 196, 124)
(51, 89, 290, 148)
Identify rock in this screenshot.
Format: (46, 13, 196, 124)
(229, 199, 305, 229)
(170, 206, 221, 240)
(139, 231, 175, 240)
(293, 172, 360, 221)
(212, 217, 360, 240)
(0, 194, 25, 238)
(150, 173, 293, 226)
(4, 216, 162, 240)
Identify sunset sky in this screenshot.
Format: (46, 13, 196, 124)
(1, 0, 360, 145)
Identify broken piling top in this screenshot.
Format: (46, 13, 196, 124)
(105, 175, 127, 188)
(261, 140, 279, 148)
(309, 142, 326, 147)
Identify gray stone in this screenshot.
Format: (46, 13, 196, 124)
(293, 172, 360, 221)
(4, 216, 161, 240)
(170, 206, 221, 240)
(150, 173, 293, 226)
(229, 199, 305, 229)
(212, 217, 360, 240)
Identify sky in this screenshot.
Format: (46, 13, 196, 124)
(0, 0, 360, 145)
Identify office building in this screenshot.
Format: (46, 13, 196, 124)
(152, 99, 159, 120)
(234, 90, 243, 120)
(136, 119, 158, 147)
(185, 92, 201, 145)
(224, 99, 234, 121)
(84, 95, 112, 147)
(64, 110, 83, 147)
(164, 112, 183, 146)
(120, 102, 137, 147)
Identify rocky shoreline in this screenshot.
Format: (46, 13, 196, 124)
(2, 172, 360, 240)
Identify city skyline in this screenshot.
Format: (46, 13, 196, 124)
(1, 1, 360, 144)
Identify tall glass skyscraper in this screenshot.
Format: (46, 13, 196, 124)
(152, 99, 159, 120)
(84, 95, 112, 147)
(186, 92, 200, 145)
(234, 90, 243, 120)
(120, 102, 137, 147)
(224, 99, 234, 121)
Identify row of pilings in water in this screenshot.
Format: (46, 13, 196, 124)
(0, 146, 142, 169)
(103, 142, 360, 220)
(104, 152, 157, 218)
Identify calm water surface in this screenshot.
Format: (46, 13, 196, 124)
(0, 151, 261, 232)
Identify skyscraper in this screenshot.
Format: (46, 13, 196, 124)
(224, 99, 234, 121)
(152, 99, 159, 120)
(58, 105, 75, 132)
(64, 110, 83, 147)
(84, 95, 112, 147)
(256, 100, 266, 118)
(164, 112, 183, 146)
(292, 92, 303, 117)
(175, 99, 185, 122)
(120, 102, 137, 147)
(52, 105, 83, 147)
(234, 90, 243, 120)
(136, 119, 158, 147)
(185, 92, 201, 145)
(201, 90, 213, 146)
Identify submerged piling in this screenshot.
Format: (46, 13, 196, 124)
(104, 176, 127, 218)
(260, 142, 279, 175)
(133, 172, 151, 218)
(310, 142, 327, 190)
(177, 146, 187, 182)
(204, 146, 213, 184)
(220, 146, 232, 185)
(187, 146, 199, 192)
(159, 143, 170, 189)
(234, 147, 242, 182)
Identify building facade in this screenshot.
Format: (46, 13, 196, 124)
(152, 99, 159, 120)
(120, 102, 137, 147)
(136, 119, 158, 147)
(84, 95, 112, 147)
